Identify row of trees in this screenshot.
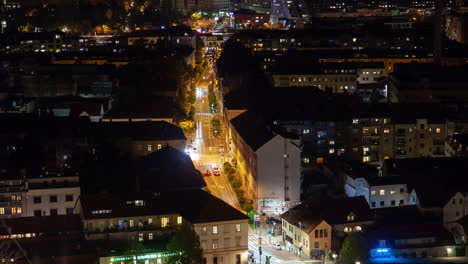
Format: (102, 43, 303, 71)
(223, 162, 253, 212)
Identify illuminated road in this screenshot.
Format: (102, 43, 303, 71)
(188, 60, 240, 211)
(248, 229, 324, 264)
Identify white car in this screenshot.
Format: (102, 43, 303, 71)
(272, 243, 282, 250)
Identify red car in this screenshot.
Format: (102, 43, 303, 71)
(205, 170, 212, 176)
(213, 167, 220, 176)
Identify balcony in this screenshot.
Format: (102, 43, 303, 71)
(0, 201, 22, 207)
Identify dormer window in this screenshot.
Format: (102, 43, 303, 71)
(347, 212, 355, 221)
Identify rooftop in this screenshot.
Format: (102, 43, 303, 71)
(137, 146, 206, 192)
(91, 121, 186, 141)
(79, 189, 248, 224)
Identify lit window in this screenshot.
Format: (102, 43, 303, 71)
(390, 189, 396, 195)
(363, 156, 370, 162)
(353, 147, 358, 152)
(213, 226, 218, 234)
(347, 215, 355, 221)
(329, 140, 335, 145)
(148, 145, 152, 151)
(161, 217, 169, 228)
(303, 129, 310, 134)
(236, 224, 241, 232)
(371, 190, 376, 196)
(12, 207, 16, 214)
(148, 233, 153, 240)
(129, 220, 134, 227)
(353, 119, 359, 124)
(329, 149, 335, 154)
(380, 189, 385, 195)
(201, 227, 207, 234)
(138, 233, 144, 241)
(148, 218, 153, 224)
(16, 207, 21, 214)
(213, 239, 218, 249)
(384, 129, 390, 133)
(436, 128, 441, 133)
(303, 157, 310, 164)
(157, 144, 162, 150)
(354, 226, 362, 231)
(363, 147, 369, 152)
(344, 227, 351, 232)
(177, 216, 182, 224)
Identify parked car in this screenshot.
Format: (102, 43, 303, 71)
(272, 243, 282, 250)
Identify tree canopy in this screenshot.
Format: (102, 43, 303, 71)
(338, 232, 369, 264)
(166, 226, 203, 264)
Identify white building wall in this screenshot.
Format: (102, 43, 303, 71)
(443, 192, 468, 224)
(194, 220, 249, 264)
(26, 186, 80, 216)
(256, 135, 301, 215)
(369, 184, 410, 209)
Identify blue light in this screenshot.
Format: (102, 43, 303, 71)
(376, 248, 388, 253)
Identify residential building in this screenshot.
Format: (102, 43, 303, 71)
(25, 175, 80, 217)
(124, 27, 197, 49)
(234, 10, 270, 28)
(101, 97, 176, 123)
(271, 62, 360, 94)
(345, 175, 418, 209)
(348, 117, 454, 165)
(229, 111, 302, 214)
(0, 177, 26, 218)
(75, 190, 249, 264)
(2, 31, 89, 54)
(280, 196, 373, 259)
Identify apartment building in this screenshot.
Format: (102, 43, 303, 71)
(229, 111, 302, 214)
(0, 178, 26, 218)
(26, 175, 80, 217)
(348, 117, 454, 165)
(75, 190, 249, 264)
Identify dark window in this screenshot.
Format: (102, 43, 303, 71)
(391, 200, 396, 206)
(399, 200, 404, 206)
(65, 194, 73, 202)
(50, 195, 57, 203)
(420, 144, 425, 148)
(380, 201, 385, 207)
(371, 202, 376, 207)
(33, 196, 41, 204)
(315, 230, 318, 238)
(453, 199, 456, 204)
(420, 133, 424, 139)
(324, 229, 328, 238)
(400, 188, 404, 193)
(213, 256, 218, 264)
(236, 254, 241, 264)
(456, 211, 460, 217)
(66, 208, 74, 215)
(460, 199, 463, 204)
(34, 210, 42, 216)
(420, 124, 425, 129)
(50, 209, 58, 216)
(314, 242, 319, 248)
(319, 229, 323, 238)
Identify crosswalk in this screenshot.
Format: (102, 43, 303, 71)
(248, 233, 324, 264)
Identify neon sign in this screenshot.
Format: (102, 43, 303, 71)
(110, 252, 180, 262)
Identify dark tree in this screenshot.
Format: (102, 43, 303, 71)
(166, 226, 203, 264)
(339, 233, 369, 264)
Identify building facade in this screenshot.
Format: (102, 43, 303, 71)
(26, 175, 80, 217)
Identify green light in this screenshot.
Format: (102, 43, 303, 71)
(110, 252, 181, 263)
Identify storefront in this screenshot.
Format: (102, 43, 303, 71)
(100, 252, 180, 264)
